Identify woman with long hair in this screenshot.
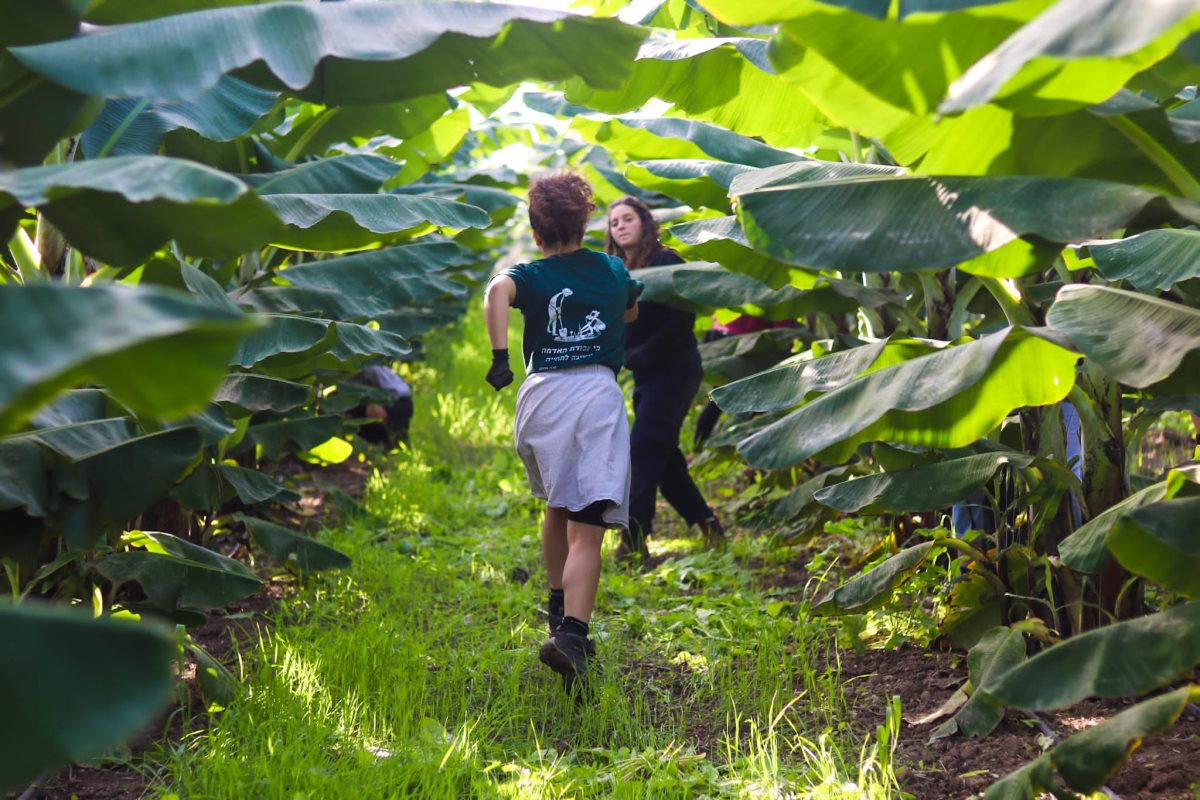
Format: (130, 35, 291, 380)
(606, 195, 723, 559)
(484, 174, 642, 688)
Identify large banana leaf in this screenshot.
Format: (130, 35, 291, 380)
(12, 3, 646, 104)
(625, 160, 752, 212)
(984, 599, 1200, 709)
(1058, 482, 1170, 574)
(814, 541, 936, 614)
(80, 76, 278, 158)
(242, 515, 351, 572)
(245, 415, 344, 459)
(266, 93, 453, 160)
(930, 627, 1026, 741)
(1046, 285, 1200, 388)
(230, 314, 335, 370)
(1108, 496, 1200, 598)
(1086, 229, 1200, 291)
(0, 156, 283, 264)
(638, 262, 893, 320)
(735, 173, 1200, 273)
(814, 451, 1036, 514)
(213, 374, 311, 415)
(985, 686, 1200, 800)
(733, 327, 1078, 468)
(262, 193, 489, 252)
(280, 244, 473, 302)
(941, 0, 1200, 113)
(564, 37, 824, 144)
(699, 329, 811, 385)
(0, 439, 48, 516)
(243, 154, 401, 195)
(570, 115, 801, 167)
(0, 604, 174, 792)
(0, 284, 256, 434)
(665, 216, 810, 289)
(92, 530, 262, 611)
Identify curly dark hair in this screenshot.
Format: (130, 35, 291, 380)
(604, 195, 662, 270)
(527, 172, 595, 248)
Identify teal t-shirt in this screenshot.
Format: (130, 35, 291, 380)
(501, 248, 643, 375)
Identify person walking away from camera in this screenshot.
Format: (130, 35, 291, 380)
(483, 173, 643, 688)
(606, 196, 724, 559)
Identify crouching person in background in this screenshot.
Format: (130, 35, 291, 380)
(352, 362, 413, 448)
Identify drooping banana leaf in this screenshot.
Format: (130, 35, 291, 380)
(1107, 496, 1200, 599)
(814, 450, 1036, 514)
(1046, 284, 1200, 388)
(1085, 229, 1200, 291)
(213, 374, 312, 415)
(930, 626, 1026, 741)
(241, 515, 351, 572)
(733, 327, 1078, 468)
(664, 215, 815, 290)
(0, 284, 256, 434)
(11, 3, 646, 104)
(983, 599, 1200, 709)
(0, 156, 284, 264)
(735, 172, 1200, 273)
(564, 37, 824, 144)
(571, 114, 801, 167)
(261, 193, 490, 252)
(242, 154, 401, 195)
(814, 541, 937, 615)
(699, 328, 812, 385)
(244, 415, 344, 460)
(91, 530, 262, 611)
(80, 76, 279, 158)
(0, 604, 174, 793)
(624, 160, 752, 212)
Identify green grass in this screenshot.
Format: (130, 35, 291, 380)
(149, 308, 904, 799)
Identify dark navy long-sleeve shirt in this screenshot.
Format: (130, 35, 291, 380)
(624, 249, 699, 377)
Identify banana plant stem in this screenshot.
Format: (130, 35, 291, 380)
(1104, 114, 1200, 200)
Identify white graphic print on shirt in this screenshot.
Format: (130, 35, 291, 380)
(547, 287, 606, 344)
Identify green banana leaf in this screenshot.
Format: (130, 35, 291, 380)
(665, 215, 812, 290)
(564, 38, 824, 144)
(1058, 482, 1170, 573)
(984, 599, 1200, 709)
(30, 389, 123, 429)
(814, 451, 1036, 514)
(172, 463, 288, 510)
(0, 604, 174, 792)
(230, 314, 336, 370)
(712, 338, 912, 414)
(0, 284, 256, 434)
(734, 327, 1078, 468)
(814, 541, 936, 615)
(262, 193, 490, 252)
(699, 329, 811, 385)
(279, 245, 472, 303)
(625, 160, 752, 212)
(92, 530, 262, 611)
(1046, 284, 1200, 388)
(1108, 496, 1200, 598)
(12, 3, 646, 104)
(1169, 96, 1200, 142)
(392, 184, 520, 222)
(728, 159, 904, 195)
(638, 262, 895, 320)
(243, 154, 401, 195)
(0, 156, 285, 264)
(80, 76, 278, 158)
(82, 0, 277, 24)
(930, 626, 1026, 741)
(1086, 229, 1200, 291)
(940, 0, 1200, 114)
(735, 173, 1200, 273)
(213, 374, 312, 415)
(266, 93, 453, 160)
(571, 115, 801, 167)
(241, 515, 351, 572)
(1049, 686, 1200, 794)
(244, 415, 344, 460)
(0, 439, 48, 516)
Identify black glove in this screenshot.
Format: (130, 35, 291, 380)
(486, 348, 514, 390)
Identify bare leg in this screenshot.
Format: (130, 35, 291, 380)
(562, 521, 605, 622)
(541, 506, 569, 589)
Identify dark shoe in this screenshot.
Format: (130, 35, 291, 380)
(539, 629, 593, 685)
(698, 516, 725, 550)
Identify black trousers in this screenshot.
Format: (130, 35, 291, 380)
(628, 358, 713, 542)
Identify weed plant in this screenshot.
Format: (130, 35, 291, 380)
(150, 307, 904, 799)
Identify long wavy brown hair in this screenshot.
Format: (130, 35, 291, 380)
(605, 196, 662, 270)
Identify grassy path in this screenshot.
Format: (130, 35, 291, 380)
(154, 311, 902, 799)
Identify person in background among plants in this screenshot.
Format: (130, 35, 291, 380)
(483, 173, 643, 688)
(606, 196, 724, 559)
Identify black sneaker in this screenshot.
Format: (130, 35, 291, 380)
(544, 614, 596, 655)
(539, 628, 594, 685)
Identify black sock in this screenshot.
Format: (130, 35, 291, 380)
(560, 615, 589, 637)
(548, 588, 564, 619)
